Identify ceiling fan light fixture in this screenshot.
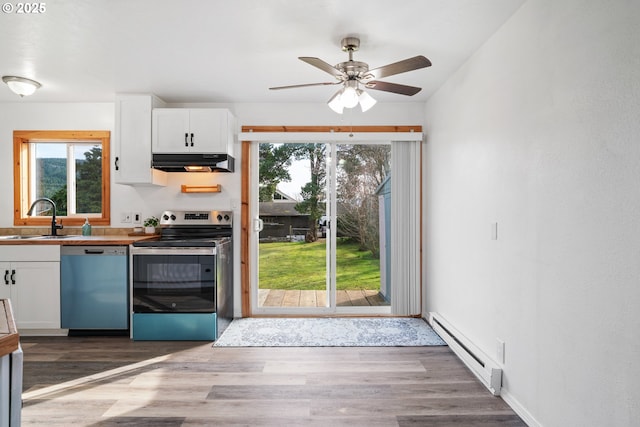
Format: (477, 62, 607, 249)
(2, 75, 41, 97)
(358, 90, 377, 112)
(341, 81, 359, 108)
(327, 90, 344, 114)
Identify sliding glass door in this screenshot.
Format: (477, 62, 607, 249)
(252, 141, 391, 315)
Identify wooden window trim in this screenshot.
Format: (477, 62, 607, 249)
(13, 130, 111, 227)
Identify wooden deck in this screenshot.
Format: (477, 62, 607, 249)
(259, 289, 390, 307)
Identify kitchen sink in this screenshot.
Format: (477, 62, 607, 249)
(0, 234, 78, 240)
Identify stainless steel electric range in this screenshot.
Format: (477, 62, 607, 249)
(131, 210, 233, 341)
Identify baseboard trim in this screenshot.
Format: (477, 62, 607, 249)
(18, 329, 68, 336)
(501, 388, 541, 427)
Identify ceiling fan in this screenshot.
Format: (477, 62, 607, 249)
(269, 37, 432, 113)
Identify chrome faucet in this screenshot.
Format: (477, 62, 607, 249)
(27, 198, 63, 236)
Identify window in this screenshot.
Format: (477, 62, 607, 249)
(14, 130, 111, 226)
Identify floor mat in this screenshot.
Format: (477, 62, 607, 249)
(213, 317, 446, 347)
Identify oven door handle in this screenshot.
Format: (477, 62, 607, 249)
(131, 247, 216, 256)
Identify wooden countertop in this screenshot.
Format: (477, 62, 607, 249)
(0, 234, 159, 246)
(0, 299, 19, 358)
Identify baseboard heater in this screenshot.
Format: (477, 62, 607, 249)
(428, 312, 502, 396)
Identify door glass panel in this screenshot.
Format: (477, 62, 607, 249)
(335, 144, 391, 307)
(257, 143, 328, 309)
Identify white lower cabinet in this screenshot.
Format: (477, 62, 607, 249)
(0, 246, 60, 330)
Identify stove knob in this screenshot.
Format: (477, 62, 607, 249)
(163, 214, 170, 221)
(170, 214, 176, 221)
(224, 214, 230, 221)
(217, 214, 223, 221)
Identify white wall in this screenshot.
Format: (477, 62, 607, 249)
(423, 1, 640, 426)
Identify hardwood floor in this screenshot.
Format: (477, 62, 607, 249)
(259, 289, 390, 307)
(19, 336, 525, 426)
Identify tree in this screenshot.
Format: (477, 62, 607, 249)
(50, 186, 68, 216)
(258, 143, 302, 202)
(36, 157, 66, 211)
(76, 146, 102, 213)
(336, 145, 391, 257)
(294, 143, 326, 242)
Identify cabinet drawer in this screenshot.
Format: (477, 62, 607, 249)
(0, 245, 59, 262)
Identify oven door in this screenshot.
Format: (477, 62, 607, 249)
(132, 247, 216, 313)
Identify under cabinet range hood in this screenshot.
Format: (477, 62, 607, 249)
(151, 153, 235, 172)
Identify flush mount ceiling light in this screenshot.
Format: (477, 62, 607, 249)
(2, 75, 42, 97)
(270, 37, 432, 114)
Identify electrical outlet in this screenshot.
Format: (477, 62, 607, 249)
(120, 212, 132, 223)
(496, 339, 505, 364)
(133, 212, 142, 225)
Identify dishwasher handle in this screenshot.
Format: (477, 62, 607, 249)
(84, 249, 105, 254)
(61, 246, 128, 256)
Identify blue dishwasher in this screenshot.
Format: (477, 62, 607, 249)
(61, 246, 129, 332)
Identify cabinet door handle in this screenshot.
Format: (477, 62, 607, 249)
(115, 156, 120, 171)
(185, 133, 189, 147)
(3, 270, 8, 285)
(10, 269, 16, 285)
(190, 133, 194, 147)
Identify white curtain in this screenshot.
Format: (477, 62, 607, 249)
(391, 140, 421, 315)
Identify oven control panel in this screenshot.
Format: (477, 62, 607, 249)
(160, 210, 232, 226)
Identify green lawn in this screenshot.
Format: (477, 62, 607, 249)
(259, 239, 381, 290)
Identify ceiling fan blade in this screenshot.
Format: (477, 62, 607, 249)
(299, 57, 345, 78)
(269, 82, 341, 90)
(366, 81, 422, 96)
(367, 55, 432, 79)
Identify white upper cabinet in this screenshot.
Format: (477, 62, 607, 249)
(152, 108, 190, 152)
(152, 108, 235, 155)
(114, 94, 167, 186)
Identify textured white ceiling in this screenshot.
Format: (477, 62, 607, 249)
(0, 0, 525, 104)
